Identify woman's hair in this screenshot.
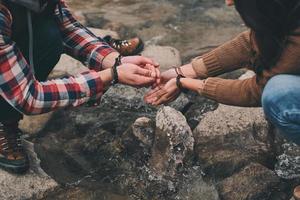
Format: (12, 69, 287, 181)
(234, 0, 300, 75)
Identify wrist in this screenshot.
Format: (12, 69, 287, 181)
(102, 52, 120, 69)
(99, 69, 113, 86)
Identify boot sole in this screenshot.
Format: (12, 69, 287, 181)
(0, 161, 29, 174)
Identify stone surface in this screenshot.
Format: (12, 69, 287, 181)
(71, 0, 245, 62)
(149, 106, 194, 177)
(218, 163, 284, 200)
(0, 140, 58, 200)
(19, 112, 54, 135)
(101, 84, 190, 115)
(193, 105, 275, 179)
(142, 45, 182, 71)
(275, 143, 300, 179)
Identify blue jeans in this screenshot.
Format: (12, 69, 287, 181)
(262, 75, 300, 145)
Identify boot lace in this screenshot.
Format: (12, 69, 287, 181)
(0, 123, 23, 154)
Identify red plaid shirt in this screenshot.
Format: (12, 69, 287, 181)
(0, 1, 116, 115)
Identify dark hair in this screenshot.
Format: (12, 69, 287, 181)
(234, 0, 300, 76)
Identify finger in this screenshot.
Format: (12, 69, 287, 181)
(155, 68, 161, 85)
(140, 57, 159, 67)
(153, 94, 169, 106)
(136, 67, 156, 78)
(144, 86, 162, 99)
(148, 88, 167, 103)
(134, 75, 156, 87)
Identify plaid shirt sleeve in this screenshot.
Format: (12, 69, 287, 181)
(0, 5, 104, 115)
(55, 0, 117, 71)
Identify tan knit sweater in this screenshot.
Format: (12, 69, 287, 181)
(191, 30, 300, 107)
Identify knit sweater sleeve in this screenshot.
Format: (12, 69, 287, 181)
(196, 28, 300, 107)
(192, 30, 254, 77)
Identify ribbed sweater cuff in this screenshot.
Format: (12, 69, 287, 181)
(201, 51, 225, 77)
(201, 78, 223, 101)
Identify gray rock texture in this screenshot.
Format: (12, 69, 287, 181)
(218, 163, 282, 200)
(275, 143, 300, 179)
(193, 105, 274, 179)
(142, 45, 182, 71)
(149, 106, 194, 177)
(0, 140, 58, 200)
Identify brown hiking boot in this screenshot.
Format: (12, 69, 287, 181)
(0, 122, 29, 174)
(294, 185, 300, 200)
(103, 35, 144, 56)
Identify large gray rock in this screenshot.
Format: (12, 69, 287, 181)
(218, 163, 283, 200)
(193, 105, 274, 179)
(142, 45, 182, 71)
(101, 84, 190, 114)
(149, 106, 194, 177)
(0, 140, 58, 200)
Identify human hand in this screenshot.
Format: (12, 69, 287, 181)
(144, 78, 180, 105)
(122, 56, 159, 68)
(118, 63, 159, 87)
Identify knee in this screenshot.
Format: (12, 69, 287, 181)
(262, 75, 300, 129)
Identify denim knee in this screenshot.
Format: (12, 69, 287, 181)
(262, 75, 300, 143)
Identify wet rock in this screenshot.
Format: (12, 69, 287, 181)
(142, 45, 182, 71)
(275, 143, 300, 179)
(120, 117, 155, 164)
(101, 84, 190, 116)
(193, 105, 275, 179)
(0, 140, 58, 200)
(149, 106, 194, 178)
(183, 92, 218, 130)
(175, 166, 220, 200)
(218, 163, 288, 200)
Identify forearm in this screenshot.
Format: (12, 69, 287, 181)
(162, 62, 208, 82)
(181, 78, 205, 93)
(101, 52, 120, 69)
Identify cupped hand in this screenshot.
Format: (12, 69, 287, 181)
(121, 56, 159, 68)
(118, 63, 158, 87)
(144, 78, 180, 105)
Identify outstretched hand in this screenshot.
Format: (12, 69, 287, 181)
(118, 63, 160, 88)
(144, 78, 180, 105)
(122, 56, 159, 68)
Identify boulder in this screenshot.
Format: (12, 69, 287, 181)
(149, 106, 194, 178)
(193, 105, 274, 179)
(217, 163, 284, 200)
(142, 45, 182, 71)
(0, 140, 58, 200)
(100, 84, 190, 117)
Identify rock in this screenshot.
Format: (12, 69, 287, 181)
(142, 45, 182, 71)
(193, 105, 275, 179)
(19, 112, 54, 135)
(149, 106, 194, 177)
(183, 92, 218, 130)
(0, 140, 58, 200)
(176, 166, 220, 200)
(101, 84, 190, 114)
(275, 143, 300, 179)
(217, 163, 284, 200)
